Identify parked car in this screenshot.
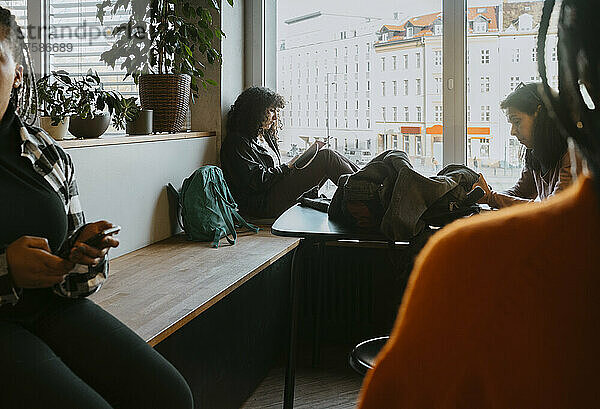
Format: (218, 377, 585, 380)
(346, 149, 373, 166)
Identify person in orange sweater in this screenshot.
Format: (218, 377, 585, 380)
(358, 0, 600, 407)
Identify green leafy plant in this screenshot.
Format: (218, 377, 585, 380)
(36, 70, 76, 126)
(96, 0, 234, 100)
(112, 96, 141, 129)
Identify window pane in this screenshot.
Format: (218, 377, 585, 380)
(466, 0, 558, 191)
(4, 1, 27, 33)
(277, 1, 443, 173)
(49, 0, 139, 135)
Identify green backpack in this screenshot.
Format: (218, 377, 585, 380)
(168, 166, 258, 247)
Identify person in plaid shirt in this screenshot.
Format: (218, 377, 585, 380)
(0, 7, 192, 408)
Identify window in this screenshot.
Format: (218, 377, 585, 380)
(510, 76, 520, 91)
(512, 48, 520, 63)
(434, 105, 443, 122)
(480, 76, 490, 93)
(381, 57, 386, 71)
(403, 106, 409, 122)
(366, 61, 370, 72)
(393, 80, 398, 96)
(381, 81, 386, 97)
(406, 26, 414, 38)
(435, 77, 442, 94)
(552, 46, 557, 62)
(393, 56, 397, 70)
(415, 52, 421, 68)
(474, 21, 487, 33)
(480, 105, 490, 122)
(467, 106, 471, 122)
(481, 49, 490, 64)
(382, 107, 386, 121)
(532, 47, 537, 62)
(416, 106, 422, 122)
(480, 138, 490, 157)
(392, 106, 398, 121)
(403, 135, 410, 152)
(403, 54, 408, 69)
(416, 136, 423, 155)
(403, 79, 409, 96)
(416, 79, 421, 95)
(434, 50, 442, 66)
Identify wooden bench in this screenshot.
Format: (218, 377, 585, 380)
(90, 229, 299, 346)
(88, 229, 299, 408)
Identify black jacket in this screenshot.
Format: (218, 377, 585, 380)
(220, 132, 291, 215)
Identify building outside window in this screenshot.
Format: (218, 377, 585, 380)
(403, 54, 409, 69)
(415, 52, 421, 68)
(480, 138, 490, 157)
(393, 55, 397, 70)
(393, 80, 398, 96)
(381, 81, 386, 96)
(403, 79, 409, 96)
(416, 135, 423, 155)
(403, 106, 409, 121)
(416, 106, 422, 122)
(381, 57, 386, 71)
(393, 106, 398, 121)
(403, 135, 410, 153)
(416, 79, 421, 95)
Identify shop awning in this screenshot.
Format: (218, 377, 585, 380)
(426, 124, 443, 135)
(467, 127, 490, 135)
(400, 126, 421, 134)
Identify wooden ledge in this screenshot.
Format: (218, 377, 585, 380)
(89, 230, 299, 347)
(58, 131, 216, 149)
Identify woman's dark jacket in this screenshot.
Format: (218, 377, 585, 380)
(220, 132, 291, 216)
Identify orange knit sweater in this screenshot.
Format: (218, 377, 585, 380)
(359, 175, 600, 408)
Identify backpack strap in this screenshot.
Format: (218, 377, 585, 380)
(167, 183, 185, 230)
(230, 208, 259, 233)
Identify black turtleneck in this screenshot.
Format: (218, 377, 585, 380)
(0, 107, 67, 252)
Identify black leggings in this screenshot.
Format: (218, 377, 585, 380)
(260, 148, 359, 218)
(0, 290, 192, 409)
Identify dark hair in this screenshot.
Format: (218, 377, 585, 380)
(538, 0, 600, 199)
(225, 87, 285, 144)
(0, 6, 37, 125)
(500, 82, 567, 172)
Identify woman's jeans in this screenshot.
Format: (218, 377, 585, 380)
(0, 289, 193, 409)
(261, 148, 359, 218)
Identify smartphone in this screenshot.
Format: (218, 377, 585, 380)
(84, 226, 121, 248)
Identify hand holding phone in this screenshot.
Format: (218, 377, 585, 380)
(68, 221, 120, 266)
(84, 226, 121, 249)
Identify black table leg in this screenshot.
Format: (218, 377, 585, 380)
(312, 241, 325, 367)
(283, 240, 304, 409)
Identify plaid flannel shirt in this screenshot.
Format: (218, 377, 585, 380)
(0, 117, 108, 306)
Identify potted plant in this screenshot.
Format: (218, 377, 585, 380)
(97, 0, 233, 133)
(115, 97, 153, 136)
(36, 70, 76, 141)
(67, 70, 135, 139)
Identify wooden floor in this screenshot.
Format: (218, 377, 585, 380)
(241, 344, 364, 409)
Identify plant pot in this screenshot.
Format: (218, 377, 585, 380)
(126, 109, 153, 135)
(40, 116, 70, 141)
(139, 74, 191, 133)
(69, 113, 111, 139)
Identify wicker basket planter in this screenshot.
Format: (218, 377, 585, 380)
(139, 74, 191, 133)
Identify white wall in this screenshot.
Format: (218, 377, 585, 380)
(66, 137, 216, 258)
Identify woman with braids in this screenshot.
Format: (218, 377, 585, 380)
(220, 86, 359, 218)
(0, 8, 192, 408)
(473, 82, 581, 208)
(358, 0, 599, 407)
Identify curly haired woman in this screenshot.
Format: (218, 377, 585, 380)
(220, 86, 359, 218)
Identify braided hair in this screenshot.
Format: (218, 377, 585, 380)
(538, 0, 600, 199)
(0, 6, 37, 125)
(225, 87, 286, 145)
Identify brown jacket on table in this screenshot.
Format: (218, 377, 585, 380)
(489, 151, 580, 208)
(358, 175, 600, 409)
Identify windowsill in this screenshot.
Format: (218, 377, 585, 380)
(57, 131, 216, 149)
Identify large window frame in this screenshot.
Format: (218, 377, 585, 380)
(254, 0, 468, 166)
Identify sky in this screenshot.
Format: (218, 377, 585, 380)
(277, 0, 507, 22)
